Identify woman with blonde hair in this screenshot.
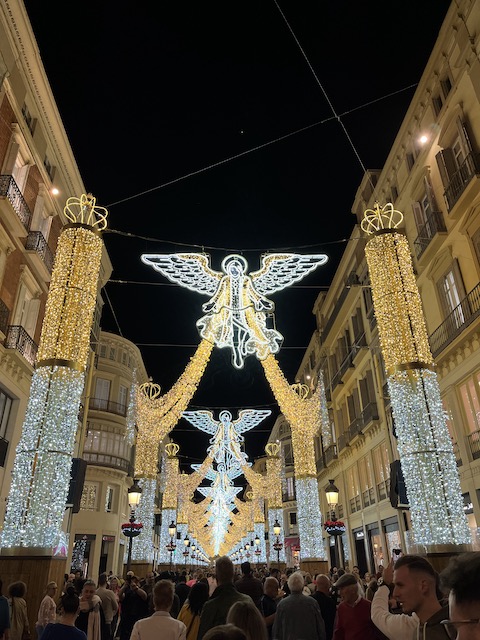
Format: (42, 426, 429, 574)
(226, 600, 268, 640)
(8, 581, 30, 640)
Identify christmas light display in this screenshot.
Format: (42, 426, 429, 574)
(131, 477, 156, 562)
(362, 203, 470, 547)
(142, 252, 328, 369)
(125, 369, 138, 446)
(1, 194, 106, 549)
(262, 359, 326, 560)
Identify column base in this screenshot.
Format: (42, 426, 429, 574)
(417, 543, 474, 573)
(0, 552, 67, 640)
(126, 561, 152, 579)
(300, 559, 329, 576)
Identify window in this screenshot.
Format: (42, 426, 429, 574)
(433, 94, 443, 116)
(105, 485, 114, 512)
(94, 378, 111, 409)
(118, 385, 128, 413)
(441, 76, 452, 99)
(436, 117, 475, 209)
(437, 261, 466, 328)
(21, 103, 36, 135)
(43, 156, 55, 181)
(122, 351, 127, 365)
(99, 344, 107, 358)
(372, 443, 390, 500)
(390, 184, 398, 203)
(358, 455, 375, 506)
(12, 273, 40, 339)
(345, 465, 361, 513)
(109, 347, 116, 361)
(458, 373, 480, 435)
(289, 512, 297, 528)
(285, 476, 295, 500)
(406, 152, 415, 171)
(0, 389, 13, 439)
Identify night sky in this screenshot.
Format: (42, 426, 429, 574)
(23, 1, 451, 471)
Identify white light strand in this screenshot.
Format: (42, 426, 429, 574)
(388, 370, 471, 546)
(125, 371, 137, 446)
(159, 508, 177, 564)
(295, 476, 327, 559)
(318, 370, 331, 448)
(131, 477, 156, 562)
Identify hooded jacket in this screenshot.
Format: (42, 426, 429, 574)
(414, 605, 449, 640)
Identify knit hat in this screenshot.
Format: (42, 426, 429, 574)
(335, 573, 358, 589)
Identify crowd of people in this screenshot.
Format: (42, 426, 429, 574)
(0, 550, 478, 640)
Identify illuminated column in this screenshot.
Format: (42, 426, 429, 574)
(159, 443, 180, 564)
(131, 478, 156, 563)
(1, 194, 107, 549)
(265, 443, 286, 563)
(362, 203, 470, 547)
(262, 358, 327, 560)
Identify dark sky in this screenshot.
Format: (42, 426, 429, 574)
(23, 1, 451, 471)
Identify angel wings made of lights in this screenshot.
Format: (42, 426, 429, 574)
(141, 252, 328, 369)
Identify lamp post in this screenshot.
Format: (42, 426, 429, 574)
(273, 518, 283, 566)
(183, 535, 190, 567)
(325, 479, 344, 568)
(254, 535, 261, 564)
(166, 520, 177, 571)
(123, 479, 143, 575)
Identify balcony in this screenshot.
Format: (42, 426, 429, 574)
(324, 443, 338, 465)
(0, 299, 9, 337)
(4, 325, 37, 366)
(429, 283, 480, 357)
(377, 479, 389, 501)
(348, 417, 363, 440)
(25, 230, 54, 277)
(362, 487, 376, 507)
(413, 210, 447, 260)
(89, 397, 128, 417)
(0, 175, 32, 236)
(331, 353, 354, 390)
(443, 151, 480, 213)
(316, 454, 326, 473)
(366, 306, 377, 331)
(349, 495, 361, 513)
(361, 401, 379, 427)
(467, 429, 480, 461)
(337, 432, 350, 453)
(83, 452, 131, 473)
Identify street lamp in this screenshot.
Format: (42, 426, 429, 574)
(183, 535, 190, 567)
(272, 518, 283, 566)
(123, 479, 143, 575)
(166, 520, 177, 571)
(325, 479, 344, 568)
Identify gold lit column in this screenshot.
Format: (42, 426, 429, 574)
(262, 356, 327, 560)
(1, 194, 107, 549)
(362, 203, 470, 547)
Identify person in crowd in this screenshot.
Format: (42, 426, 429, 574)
(304, 573, 316, 595)
(106, 577, 120, 639)
(203, 625, 246, 640)
(130, 580, 186, 640)
(197, 556, 253, 640)
(226, 599, 268, 640)
(392, 555, 448, 639)
(178, 580, 209, 640)
(332, 572, 384, 640)
(141, 571, 157, 615)
(206, 572, 217, 598)
(0, 580, 9, 640)
(234, 562, 263, 610)
(175, 573, 191, 609)
(260, 577, 280, 639)
(371, 558, 419, 639)
(366, 578, 379, 602)
(75, 579, 106, 640)
(8, 582, 30, 640)
(96, 574, 118, 640)
(42, 586, 87, 640)
(272, 571, 326, 640)
(311, 574, 337, 640)
(36, 582, 58, 639)
(118, 574, 148, 640)
(330, 568, 346, 606)
(440, 551, 480, 640)
(155, 572, 181, 618)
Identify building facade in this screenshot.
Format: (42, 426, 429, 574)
(292, 0, 480, 574)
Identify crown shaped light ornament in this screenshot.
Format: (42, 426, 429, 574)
(361, 202, 404, 235)
(165, 442, 180, 458)
(140, 382, 162, 400)
(265, 442, 280, 457)
(64, 193, 108, 230)
(291, 382, 310, 400)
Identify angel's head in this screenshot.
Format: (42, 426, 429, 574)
(219, 410, 233, 425)
(222, 255, 248, 278)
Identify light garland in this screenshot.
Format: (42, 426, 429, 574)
(363, 203, 470, 547)
(125, 369, 138, 446)
(318, 370, 331, 448)
(141, 252, 328, 369)
(1, 194, 106, 549)
(158, 508, 177, 564)
(296, 477, 326, 559)
(131, 477, 156, 562)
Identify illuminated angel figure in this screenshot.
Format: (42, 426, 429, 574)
(141, 252, 328, 369)
(183, 409, 271, 468)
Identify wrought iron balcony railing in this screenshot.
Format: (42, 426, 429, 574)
(89, 397, 128, 417)
(0, 175, 32, 230)
(5, 325, 37, 366)
(413, 210, 447, 259)
(429, 282, 480, 357)
(444, 151, 480, 211)
(26, 230, 54, 273)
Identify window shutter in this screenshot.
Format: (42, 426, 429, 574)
(423, 174, 438, 210)
(456, 116, 473, 154)
(435, 148, 456, 187)
(412, 201, 424, 232)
